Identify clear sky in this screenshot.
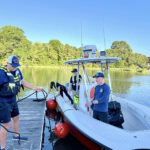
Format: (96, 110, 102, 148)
(0, 0, 150, 56)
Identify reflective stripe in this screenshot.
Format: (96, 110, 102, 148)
(7, 72, 14, 76)
(72, 76, 76, 85)
(0, 66, 7, 72)
(72, 76, 75, 83)
(9, 83, 15, 90)
(9, 83, 15, 87)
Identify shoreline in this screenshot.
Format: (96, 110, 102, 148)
(20, 65, 148, 73)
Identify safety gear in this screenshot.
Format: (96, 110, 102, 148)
(0, 66, 22, 97)
(72, 75, 76, 86)
(74, 94, 79, 104)
(72, 75, 81, 91)
(90, 87, 95, 99)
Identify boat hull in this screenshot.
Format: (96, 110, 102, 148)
(63, 116, 104, 150)
(55, 94, 150, 150)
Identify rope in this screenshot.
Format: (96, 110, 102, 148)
(0, 89, 48, 144)
(17, 89, 48, 103)
(17, 91, 36, 103)
(0, 123, 21, 144)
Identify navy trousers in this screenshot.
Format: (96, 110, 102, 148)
(93, 111, 108, 123)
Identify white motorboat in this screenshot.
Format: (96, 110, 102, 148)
(55, 47, 150, 150)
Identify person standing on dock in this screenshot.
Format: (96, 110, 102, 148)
(0, 56, 42, 150)
(85, 72, 110, 123)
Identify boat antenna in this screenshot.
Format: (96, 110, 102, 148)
(81, 21, 84, 58)
(103, 19, 106, 51)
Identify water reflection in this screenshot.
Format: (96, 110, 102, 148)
(110, 71, 134, 95)
(20, 67, 143, 97)
(18, 67, 150, 150)
(21, 67, 73, 87)
(19, 67, 150, 106)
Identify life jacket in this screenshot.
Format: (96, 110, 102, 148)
(71, 75, 81, 86)
(90, 87, 95, 99)
(71, 75, 81, 91)
(74, 94, 79, 104)
(0, 66, 22, 97)
(71, 75, 76, 86)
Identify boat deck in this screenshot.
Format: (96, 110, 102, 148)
(5, 98, 46, 150)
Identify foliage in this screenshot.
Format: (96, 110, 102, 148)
(0, 26, 149, 69)
(0, 25, 32, 64)
(148, 57, 150, 63)
(106, 41, 148, 68)
(0, 25, 81, 65)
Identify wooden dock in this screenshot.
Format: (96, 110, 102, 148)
(6, 98, 46, 150)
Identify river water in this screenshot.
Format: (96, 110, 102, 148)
(19, 67, 150, 150)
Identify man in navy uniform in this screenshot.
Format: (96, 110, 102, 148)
(0, 56, 42, 150)
(85, 72, 110, 123)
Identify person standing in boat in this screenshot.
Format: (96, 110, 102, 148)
(49, 81, 74, 104)
(0, 56, 42, 150)
(68, 68, 82, 96)
(85, 72, 110, 123)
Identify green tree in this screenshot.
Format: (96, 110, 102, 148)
(107, 41, 148, 68)
(49, 40, 63, 63)
(111, 41, 132, 52)
(0, 25, 32, 64)
(147, 57, 150, 63)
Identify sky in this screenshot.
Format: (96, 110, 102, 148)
(0, 0, 150, 56)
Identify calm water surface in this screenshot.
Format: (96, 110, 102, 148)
(19, 67, 150, 149)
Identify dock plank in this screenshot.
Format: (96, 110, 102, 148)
(6, 98, 46, 150)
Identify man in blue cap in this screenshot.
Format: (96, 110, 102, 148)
(0, 56, 42, 150)
(85, 72, 110, 123)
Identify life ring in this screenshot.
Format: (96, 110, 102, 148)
(90, 87, 95, 99)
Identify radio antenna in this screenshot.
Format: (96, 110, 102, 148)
(103, 19, 106, 51)
(81, 21, 83, 57)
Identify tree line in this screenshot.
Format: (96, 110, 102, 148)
(0, 25, 149, 68)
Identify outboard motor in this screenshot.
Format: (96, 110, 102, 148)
(108, 101, 124, 128)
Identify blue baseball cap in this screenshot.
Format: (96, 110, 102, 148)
(7, 56, 21, 68)
(93, 72, 104, 78)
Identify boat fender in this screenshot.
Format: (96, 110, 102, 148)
(90, 87, 95, 99)
(46, 99, 57, 110)
(54, 123, 69, 138)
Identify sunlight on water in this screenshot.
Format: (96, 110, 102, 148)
(19, 67, 150, 107)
